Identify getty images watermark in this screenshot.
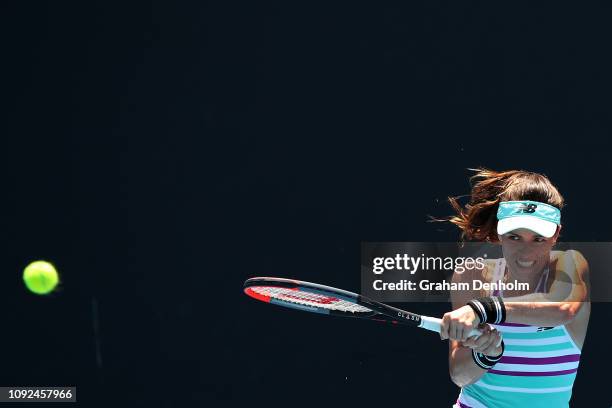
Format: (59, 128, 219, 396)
(361, 242, 611, 303)
(371, 253, 529, 292)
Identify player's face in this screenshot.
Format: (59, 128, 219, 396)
(498, 228, 559, 278)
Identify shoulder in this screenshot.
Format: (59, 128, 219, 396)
(551, 250, 589, 281)
(551, 249, 588, 264)
(565, 249, 589, 271)
(548, 249, 590, 303)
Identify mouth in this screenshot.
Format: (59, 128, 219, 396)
(516, 259, 536, 268)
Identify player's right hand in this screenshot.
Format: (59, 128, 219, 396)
(440, 305, 480, 342)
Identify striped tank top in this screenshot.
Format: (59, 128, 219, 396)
(456, 258, 582, 408)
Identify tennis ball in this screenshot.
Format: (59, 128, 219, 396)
(23, 261, 59, 295)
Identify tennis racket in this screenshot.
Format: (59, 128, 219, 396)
(244, 277, 482, 338)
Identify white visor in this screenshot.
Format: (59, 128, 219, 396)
(497, 216, 558, 238)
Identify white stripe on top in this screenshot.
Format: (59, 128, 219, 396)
(503, 336, 572, 346)
(502, 348, 579, 358)
(494, 361, 579, 372)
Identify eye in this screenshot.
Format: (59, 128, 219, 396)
(508, 235, 520, 241)
(534, 237, 546, 243)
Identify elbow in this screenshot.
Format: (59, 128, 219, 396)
(450, 374, 466, 388)
(559, 302, 581, 324)
(449, 366, 473, 388)
(449, 371, 462, 387)
(450, 374, 473, 388)
(558, 284, 587, 324)
(449, 366, 460, 387)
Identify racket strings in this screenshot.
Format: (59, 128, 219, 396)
(251, 286, 371, 313)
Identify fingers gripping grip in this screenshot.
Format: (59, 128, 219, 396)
(419, 316, 482, 338)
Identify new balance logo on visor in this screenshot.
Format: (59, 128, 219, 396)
(519, 203, 537, 213)
(497, 201, 561, 238)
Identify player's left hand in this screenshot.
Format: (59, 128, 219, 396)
(461, 324, 503, 356)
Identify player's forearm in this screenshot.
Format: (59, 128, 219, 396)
(503, 291, 585, 326)
(504, 290, 586, 326)
(449, 343, 488, 387)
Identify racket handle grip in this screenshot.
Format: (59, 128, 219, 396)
(419, 316, 482, 338)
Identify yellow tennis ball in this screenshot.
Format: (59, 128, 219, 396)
(23, 261, 59, 295)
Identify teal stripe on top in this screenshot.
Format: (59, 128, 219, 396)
(480, 372, 577, 389)
(502, 328, 565, 340)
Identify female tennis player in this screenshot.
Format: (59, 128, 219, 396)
(440, 169, 590, 408)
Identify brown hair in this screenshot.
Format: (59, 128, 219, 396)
(447, 168, 564, 242)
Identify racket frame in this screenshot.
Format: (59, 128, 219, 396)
(244, 277, 427, 329)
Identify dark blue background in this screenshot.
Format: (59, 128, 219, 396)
(2, 2, 610, 406)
